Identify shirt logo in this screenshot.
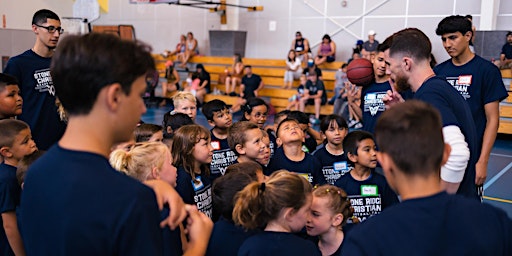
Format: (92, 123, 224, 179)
(211, 141, 220, 150)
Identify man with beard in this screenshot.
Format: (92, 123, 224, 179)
(3, 9, 66, 150)
(383, 28, 478, 200)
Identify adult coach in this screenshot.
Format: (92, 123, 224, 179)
(434, 15, 508, 190)
(3, 9, 66, 150)
(383, 28, 478, 200)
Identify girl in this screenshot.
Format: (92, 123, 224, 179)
(161, 60, 180, 100)
(134, 123, 163, 143)
(284, 49, 303, 89)
(233, 171, 321, 255)
(312, 115, 350, 184)
(162, 112, 194, 147)
(306, 185, 353, 256)
(172, 91, 197, 121)
(172, 124, 214, 218)
(240, 97, 268, 129)
(225, 53, 244, 96)
(109, 142, 181, 256)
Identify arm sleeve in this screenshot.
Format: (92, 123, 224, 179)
(441, 125, 470, 183)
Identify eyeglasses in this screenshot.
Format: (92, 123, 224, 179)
(35, 24, 64, 34)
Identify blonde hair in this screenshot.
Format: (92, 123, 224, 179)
(172, 91, 196, 109)
(233, 170, 312, 230)
(312, 184, 354, 227)
(109, 142, 169, 182)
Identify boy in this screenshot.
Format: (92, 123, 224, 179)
(330, 63, 348, 105)
(0, 119, 37, 255)
(287, 110, 322, 153)
(3, 9, 66, 150)
(342, 100, 512, 255)
(202, 99, 237, 180)
(434, 16, 508, 190)
(0, 74, 23, 120)
(334, 131, 398, 226)
(299, 70, 327, 124)
(227, 121, 267, 165)
(20, 33, 211, 255)
(266, 118, 326, 185)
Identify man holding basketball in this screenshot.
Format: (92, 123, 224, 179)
(383, 28, 479, 200)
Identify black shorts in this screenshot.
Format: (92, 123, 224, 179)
(306, 98, 327, 106)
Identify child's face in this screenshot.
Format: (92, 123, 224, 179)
(238, 128, 266, 160)
(9, 128, 37, 161)
(175, 100, 197, 121)
(299, 76, 307, 85)
(288, 194, 312, 233)
(323, 121, 348, 146)
(351, 138, 378, 168)
(148, 131, 163, 142)
(306, 196, 337, 236)
(159, 150, 178, 187)
(193, 137, 214, 165)
(255, 135, 271, 166)
(0, 85, 23, 118)
(244, 105, 267, 129)
(210, 109, 232, 129)
(277, 121, 304, 144)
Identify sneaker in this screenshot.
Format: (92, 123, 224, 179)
(310, 117, 320, 125)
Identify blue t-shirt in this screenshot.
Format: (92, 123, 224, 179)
(238, 231, 321, 256)
(361, 81, 392, 134)
(341, 192, 512, 256)
(20, 145, 162, 255)
(334, 170, 399, 226)
(312, 146, 350, 184)
(176, 166, 213, 218)
(206, 217, 257, 256)
(501, 42, 512, 59)
(0, 163, 20, 256)
(241, 74, 262, 99)
(305, 79, 328, 104)
(434, 55, 508, 152)
(413, 76, 479, 199)
(3, 50, 66, 150)
(266, 147, 327, 185)
(160, 206, 182, 256)
(210, 130, 238, 181)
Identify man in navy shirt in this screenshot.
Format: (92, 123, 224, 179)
(240, 65, 264, 99)
(341, 100, 512, 255)
(499, 31, 512, 70)
(383, 28, 478, 199)
(3, 9, 66, 150)
(434, 15, 508, 193)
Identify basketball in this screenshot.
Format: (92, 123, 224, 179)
(346, 58, 374, 86)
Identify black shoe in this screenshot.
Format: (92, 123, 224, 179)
(229, 92, 238, 97)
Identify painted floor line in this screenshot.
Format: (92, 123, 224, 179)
(490, 153, 512, 158)
(484, 162, 512, 190)
(483, 196, 512, 204)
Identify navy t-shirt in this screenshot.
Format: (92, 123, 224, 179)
(434, 55, 508, 152)
(210, 130, 238, 181)
(361, 81, 392, 134)
(413, 76, 479, 199)
(341, 192, 512, 256)
(160, 206, 182, 256)
(501, 42, 512, 59)
(305, 80, 328, 104)
(312, 146, 350, 184)
(334, 170, 398, 225)
(20, 145, 162, 255)
(241, 74, 262, 99)
(0, 163, 20, 256)
(176, 166, 213, 218)
(266, 147, 327, 185)
(206, 217, 257, 256)
(238, 231, 321, 256)
(3, 50, 66, 150)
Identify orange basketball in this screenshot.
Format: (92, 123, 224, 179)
(346, 58, 374, 86)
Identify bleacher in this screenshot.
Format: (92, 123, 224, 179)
(152, 54, 512, 135)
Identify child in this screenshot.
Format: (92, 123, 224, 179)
(0, 119, 37, 255)
(134, 123, 163, 142)
(206, 165, 260, 256)
(110, 142, 187, 256)
(240, 97, 276, 157)
(306, 185, 353, 255)
(224, 161, 266, 183)
(299, 70, 327, 124)
(172, 124, 214, 218)
(227, 121, 267, 165)
(334, 131, 398, 228)
(313, 115, 350, 184)
(0, 73, 23, 120)
(329, 63, 348, 105)
(162, 112, 194, 141)
(233, 171, 321, 255)
(287, 110, 322, 153)
(266, 118, 326, 185)
(172, 91, 197, 122)
(286, 74, 306, 111)
(201, 99, 237, 180)
(257, 130, 271, 167)
(184, 72, 206, 104)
